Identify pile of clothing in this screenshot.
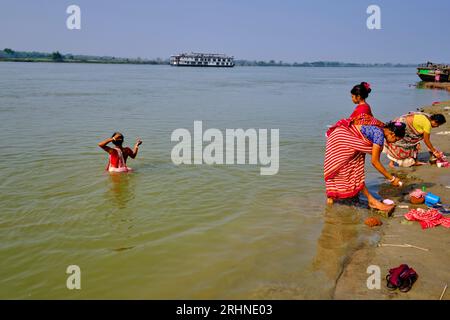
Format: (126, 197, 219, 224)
(435, 150, 449, 168)
(410, 189, 426, 198)
(404, 208, 450, 229)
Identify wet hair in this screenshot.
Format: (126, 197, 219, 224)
(430, 114, 446, 125)
(111, 132, 124, 146)
(351, 82, 372, 99)
(385, 121, 406, 138)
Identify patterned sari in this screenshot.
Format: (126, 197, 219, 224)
(384, 112, 430, 165)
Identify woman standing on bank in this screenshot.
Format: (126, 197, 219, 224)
(349, 82, 373, 119)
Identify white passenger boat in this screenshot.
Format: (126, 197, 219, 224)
(170, 52, 234, 67)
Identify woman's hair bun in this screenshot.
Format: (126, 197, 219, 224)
(361, 82, 372, 94)
(351, 82, 372, 99)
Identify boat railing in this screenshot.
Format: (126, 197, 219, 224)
(418, 62, 450, 70)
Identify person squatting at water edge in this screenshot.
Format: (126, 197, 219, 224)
(324, 116, 407, 214)
(98, 132, 143, 173)
(383, 112, 447, 167)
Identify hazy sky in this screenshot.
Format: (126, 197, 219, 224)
(1, 0, 449, 63)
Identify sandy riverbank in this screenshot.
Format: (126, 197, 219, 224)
(334, 100, 450, 300)
(418, 82, 450, 93)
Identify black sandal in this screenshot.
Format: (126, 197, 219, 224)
(386, 274, 398, 291)
(399, 278, 412, 293)
(399, 275, 417, 293)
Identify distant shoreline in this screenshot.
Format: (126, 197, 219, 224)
(0, 58, 419, 68)
(0, 58, 162, 65)
(0, 49, 419, 67)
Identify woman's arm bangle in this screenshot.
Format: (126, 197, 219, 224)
(389, 176, 396, 182)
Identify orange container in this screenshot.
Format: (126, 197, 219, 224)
(410, 196, 425, 204)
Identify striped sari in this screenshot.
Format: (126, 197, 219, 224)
(324, 116, 384, 200)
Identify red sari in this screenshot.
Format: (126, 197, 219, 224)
(106, 147, 133, 173)
(324, 115, 384, 200)
(350, 103, 372, 119)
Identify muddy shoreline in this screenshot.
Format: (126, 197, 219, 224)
(417, 81, 450, 93)
(334, 100, 450, 300)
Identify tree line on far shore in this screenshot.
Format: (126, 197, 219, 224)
(234, 60, 416, 67)
(0, 48, 165, 64)
(0, 48, 417, 67)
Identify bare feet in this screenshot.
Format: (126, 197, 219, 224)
(389, 161, 395, 168)
(327, 198, 334, 206)
(368, 199, 395, 213)
(413, 161, 427, 166)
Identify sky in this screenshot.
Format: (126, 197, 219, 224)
(1, 0, 449, 63)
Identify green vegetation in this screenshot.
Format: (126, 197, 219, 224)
(0, 49, 168, 65)
(51, 51, 64, 62)
(234, 60, 416, 67)
(4, 48, 15, 55)
(0, 49, 417, 67)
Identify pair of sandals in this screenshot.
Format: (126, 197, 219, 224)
(386, 274, 417, 293)
(386, 264, 418, 293)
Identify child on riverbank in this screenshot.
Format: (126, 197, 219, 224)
(98, 132, 142, 172)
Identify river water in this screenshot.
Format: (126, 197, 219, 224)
(0, 62, 447, 298)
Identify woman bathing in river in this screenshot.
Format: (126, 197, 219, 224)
(383, 113, 446, 167)
(98, 132, 142, 173)
(324, 116, 406, 214)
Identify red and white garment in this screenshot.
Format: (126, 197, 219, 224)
(324, 123, 373, 199)
(106, 147, 132, 173)
(404, 208, 450, 229)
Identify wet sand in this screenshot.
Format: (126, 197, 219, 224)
(334, 100, 450, 300)
(419, 82, 450, 93)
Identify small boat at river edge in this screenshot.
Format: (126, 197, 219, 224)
(417, 62, 450, 82)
